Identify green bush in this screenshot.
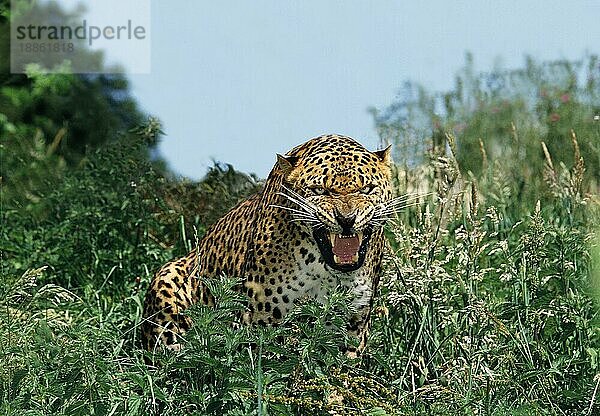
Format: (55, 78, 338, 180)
(367, 139, 597, 414)
(2, 55, 599, 415)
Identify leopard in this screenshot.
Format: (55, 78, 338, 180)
(141, 134, 400, 356)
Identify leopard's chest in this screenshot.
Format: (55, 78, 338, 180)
(244, 235, 374, 324)
(292, 236, 376, 302)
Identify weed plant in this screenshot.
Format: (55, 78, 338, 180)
(2, 57, 599, 415)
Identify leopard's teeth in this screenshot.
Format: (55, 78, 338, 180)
(329, 232, 364, 244)
(337, 233, 355, 239)
(329, 232, 336, 246)
(333, 254, 360, 264)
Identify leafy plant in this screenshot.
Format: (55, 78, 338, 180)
(2, 54, 599, 415)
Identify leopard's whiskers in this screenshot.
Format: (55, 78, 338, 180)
(271, 186, 322, 228)
(369, 192, 432, 226)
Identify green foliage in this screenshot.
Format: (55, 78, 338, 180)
(0, 0, 149, 210)
(158, 163, 262, 239)
(2, 118, 172, 296)
(150, 278, 367, 415)
(0, 68, 150, 210)
(373, 54, 600, 186)
(368, 142, 597, 413)
(2, 54, 599, 415)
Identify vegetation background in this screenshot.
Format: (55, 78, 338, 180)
(1, 2, 599, 415)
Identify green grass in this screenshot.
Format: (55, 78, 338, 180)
(2, 56, 600, 415)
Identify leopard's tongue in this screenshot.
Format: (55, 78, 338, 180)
(331, 234, 360, 264)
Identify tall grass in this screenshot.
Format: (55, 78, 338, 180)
(2, 56, 599, 415)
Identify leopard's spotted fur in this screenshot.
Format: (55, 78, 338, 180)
(141, 134, 393, 355)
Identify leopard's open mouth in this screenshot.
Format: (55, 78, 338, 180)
(312, 228, 372, 272)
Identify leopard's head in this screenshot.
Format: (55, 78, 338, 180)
(274, 135, 396, 272)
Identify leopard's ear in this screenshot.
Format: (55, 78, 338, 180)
(373, 145, 392, 164)
(276, 154, 299, 177)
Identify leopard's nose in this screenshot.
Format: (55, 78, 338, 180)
(335, 212, 356, 235)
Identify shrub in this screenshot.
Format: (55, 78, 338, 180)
(2, 55, 599, 415)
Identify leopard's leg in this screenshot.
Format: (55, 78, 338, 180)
(344, 306, 372, 359)
(344, 250, 384, 358)
(141, 255, 200, 352)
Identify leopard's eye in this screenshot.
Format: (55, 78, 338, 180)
(359, 184, 376, 194)
(309, 186, 328, 196)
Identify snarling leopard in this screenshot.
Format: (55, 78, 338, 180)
(142, 134, 400, 356)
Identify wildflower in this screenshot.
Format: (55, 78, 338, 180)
(594, 115, 599, 121)
(550, 113, 560, 122)
(560, 93, 570, 103)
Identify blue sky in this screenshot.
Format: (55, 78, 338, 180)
(123, 0, 600, 178)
